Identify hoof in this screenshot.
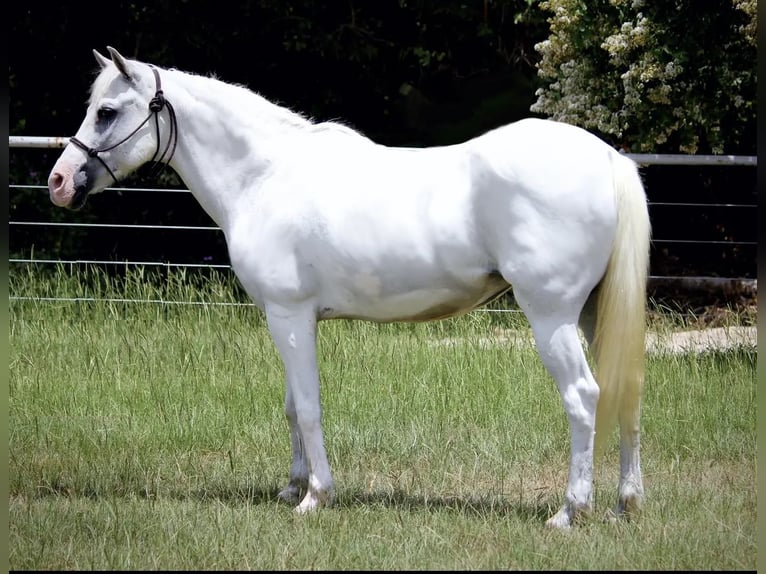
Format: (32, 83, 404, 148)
(546, 502, 591, 529)
(608, 494, 642, 522)
(545, 508, 574, 530)
(294, 488, 335, 514)
(277, 482, 306, 504)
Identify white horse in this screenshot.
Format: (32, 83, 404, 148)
(48, 47, 650, 528)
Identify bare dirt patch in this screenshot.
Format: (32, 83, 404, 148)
(645, 326, 756, 354)
(430, 325, 756, 354)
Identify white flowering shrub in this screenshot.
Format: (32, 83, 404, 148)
(531, 0, 756, 153)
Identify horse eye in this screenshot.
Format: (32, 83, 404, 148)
(97, 107, 116, 121)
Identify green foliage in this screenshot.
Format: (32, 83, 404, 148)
(9, 1, 546, 144)
(531, 0, 757, 153)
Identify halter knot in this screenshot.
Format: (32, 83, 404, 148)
(149, 91, 165, 113)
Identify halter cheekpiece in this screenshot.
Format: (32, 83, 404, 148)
(69, 65, 178, 184)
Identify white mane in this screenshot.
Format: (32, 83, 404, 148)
(169, 68, 313, 129)
(163, 66, 366, 142)
(89, 59, 366, 143)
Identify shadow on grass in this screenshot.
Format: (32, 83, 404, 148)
(340, 490, 555, 521)
(27, 480, 555, 521)
(186, 484, 556, 521)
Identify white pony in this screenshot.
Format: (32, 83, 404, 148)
(48, 47, 650, 528)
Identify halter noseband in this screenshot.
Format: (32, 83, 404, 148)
(69, 65, 178, 184)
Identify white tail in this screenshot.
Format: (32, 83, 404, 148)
(592, 152, 651, 454)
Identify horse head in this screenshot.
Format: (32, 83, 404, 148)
(48, 47, 176, 209)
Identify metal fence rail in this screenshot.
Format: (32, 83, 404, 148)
(10, 135, 759, 165)
(9, 137, 757, 308)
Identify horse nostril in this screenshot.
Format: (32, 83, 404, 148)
(49, 172, 64, 192)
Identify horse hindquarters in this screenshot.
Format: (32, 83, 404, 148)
(482, 141, 649, 527)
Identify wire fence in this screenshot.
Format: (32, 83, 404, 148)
(9, 138, 757, 310)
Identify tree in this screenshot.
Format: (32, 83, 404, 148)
(9, 1, 547, 262)
(9, 1, 545, 145)
(530, 0, 756, 154)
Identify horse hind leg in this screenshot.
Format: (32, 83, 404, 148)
(579, 284, 644, 520)
(516, 290, 599, 528)
(613, 409, 643, 518)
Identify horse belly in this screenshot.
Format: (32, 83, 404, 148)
(316, 269, 509, 322)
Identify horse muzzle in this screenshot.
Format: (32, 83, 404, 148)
(48, 162, 91, 210)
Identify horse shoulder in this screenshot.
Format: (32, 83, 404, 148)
(227, 212, 322, 307)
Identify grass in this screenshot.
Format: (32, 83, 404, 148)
(9, 266, 757, 570)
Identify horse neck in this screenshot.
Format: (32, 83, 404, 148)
(163, 69, 311, 231)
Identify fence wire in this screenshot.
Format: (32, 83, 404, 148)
(10, 140, 757, 310)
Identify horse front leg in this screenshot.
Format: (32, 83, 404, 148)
(276, 384, 309, 504)
(265, 301, 335, 513)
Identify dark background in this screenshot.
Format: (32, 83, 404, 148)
(9, 2, 757, 291)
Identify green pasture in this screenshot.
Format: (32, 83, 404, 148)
(9, 266, 757, 570)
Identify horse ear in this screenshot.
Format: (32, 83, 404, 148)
(106, 46, 132, 80)
(93, 49, 110, 70)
